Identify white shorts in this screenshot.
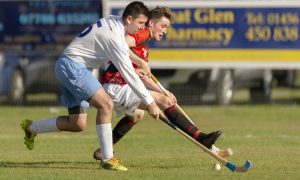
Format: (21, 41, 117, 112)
(103, 83, 142, 116)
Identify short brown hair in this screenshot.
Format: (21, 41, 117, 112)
(149, 6, 173, 22)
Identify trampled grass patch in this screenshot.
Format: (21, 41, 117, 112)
(0, 105, 299, 179)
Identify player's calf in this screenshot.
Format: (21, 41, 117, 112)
(113, 115, 136, 144)
(164, 105, 222, 149)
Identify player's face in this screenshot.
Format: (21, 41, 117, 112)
(126, 14, 148, 34)
(150, 17, 170, 41)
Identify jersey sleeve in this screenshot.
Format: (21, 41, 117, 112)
(128, 27, 150, 46)
(101, 30, 154, 105)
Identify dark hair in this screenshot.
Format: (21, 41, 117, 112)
(150, 6, 173, 22)
(122, 1, 150, 20)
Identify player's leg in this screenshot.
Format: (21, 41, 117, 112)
(89, 88, 113, 161)
(93, 84, 144, 162)
(113, 110, 144, 144)
(57, 107, 88, 132)
(151, 91, 232, 157)
(20, 92, 88, 151)
(20, 56, 92, 150)
(150, 91, 221, 149)
(93, 110, 144, 161)
(104, 84, 144, 146)
(90, 87, 127, 171)
(54, 55, 111, 146)
(20, 112, 88, 150)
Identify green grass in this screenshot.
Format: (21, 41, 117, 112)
(0, 105, 300, 179)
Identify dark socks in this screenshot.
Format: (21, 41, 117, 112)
(113, 115, 136, 144)
(164, 105, 206, 142)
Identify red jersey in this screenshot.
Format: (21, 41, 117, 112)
(100, 27, 151, 85)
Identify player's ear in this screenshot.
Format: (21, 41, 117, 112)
(126, 15, 133, 24)
(148, 19, 154, 27)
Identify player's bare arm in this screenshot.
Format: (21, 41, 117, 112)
(140, 72, 164, 92)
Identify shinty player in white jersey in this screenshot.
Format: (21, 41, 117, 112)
(20, 1, 161, 171)
(93, 6, 230, 162)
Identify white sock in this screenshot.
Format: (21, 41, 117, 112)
(96, 123, 113, 162)
(29, 117, 60, 134)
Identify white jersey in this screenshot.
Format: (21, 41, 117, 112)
(62, 15, 154, 105)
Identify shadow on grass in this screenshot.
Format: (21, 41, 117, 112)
(1, 160, 188, 170)
(0, 161, 97, 170)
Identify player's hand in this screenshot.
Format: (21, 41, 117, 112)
(166, 90, 177, 104)
(147, 101, 161, 120)
(135, 68, 147, 79)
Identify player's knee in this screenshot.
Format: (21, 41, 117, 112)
(91, 89, 114, 113)
(67, 114, 88, 132)
(162, 96, 174, 108)
(104, 98, 114, 111)
(97, 97, 114, 114)
(73, 123, 87, 132)
(133, 110, 144, 122)
(71, 118, 87, 132)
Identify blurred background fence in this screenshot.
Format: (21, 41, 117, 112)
(1, 0, 300, 106)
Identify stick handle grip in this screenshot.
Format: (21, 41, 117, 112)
(151, 74, 196, 125)
(151, 74, 159, 83)
(159, 115, 177, 130)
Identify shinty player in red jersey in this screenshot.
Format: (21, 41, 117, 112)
(94, 7, 227, 161)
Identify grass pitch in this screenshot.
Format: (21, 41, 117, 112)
(0, 104, 300, 179)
